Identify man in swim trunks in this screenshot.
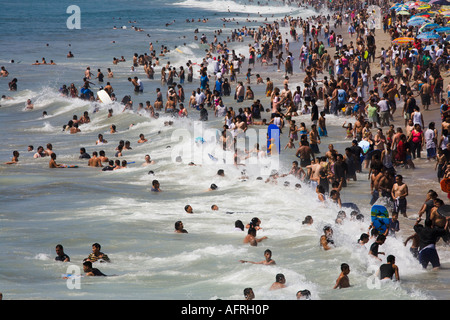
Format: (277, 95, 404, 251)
(296, 140, 314, 168)
(391, 174, 408, 217)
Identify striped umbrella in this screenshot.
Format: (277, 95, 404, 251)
(392, 37, 415, 44)
(417, 4, 432, 9)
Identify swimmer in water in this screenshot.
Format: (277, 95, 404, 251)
(175, 221, 188, 233)
(49, 153, 65, 168)
(207, 183, 218, 191)
(243, 227, 267, 246)
(320, 226, 335, 250)
(85, 243, 111, 263)
(55, 244, 70, 262)
(302, 215, 313, 225)
(240, 249, 276, 265)
(333, 263, 351, 289)
(5, 150, 19, 164)
(269, 273, 286, 291)
(377, 255, 400, 281)
(184, 205, 193, 214)
(296, 290, 311, 300)
(83, 261, 107, 276)
(151, 180, 161, 192)
(243, 288, 255, 300)
(25, 99, 34, 110)
(137, 133, 148, 143)
(246, 217, 262, 231)
(142, 154, 155, 166)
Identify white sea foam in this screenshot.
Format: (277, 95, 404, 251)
(173, 0, 304, 15)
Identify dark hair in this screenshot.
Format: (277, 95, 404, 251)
(341, 263, 349, 271)
(175, 221, 183, 230)
(275, 273, 285, 282)
(243, 288, 253, 298)
(359, 233, 369, 241)
(302, 215, 313, 225)
(235, 220, 244, 231)
(297, 290, 311, 299)
(247, 227, 257, 236)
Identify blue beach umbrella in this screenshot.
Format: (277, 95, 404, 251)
(395, 5, 410, 11)
(434, 26, 450, 32)
(429, 0, 450, 5)
(407, 18, 428, 26)
(416, 31, 441, 39)
(418, 22, 440, 32)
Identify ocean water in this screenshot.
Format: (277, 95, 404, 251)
(0, 0, 449, 300)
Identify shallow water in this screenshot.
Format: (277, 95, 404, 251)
(0, 0, 449, 300)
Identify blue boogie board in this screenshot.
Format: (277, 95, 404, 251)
(267, 124, 281, 155)
(371, 205, 390, 234)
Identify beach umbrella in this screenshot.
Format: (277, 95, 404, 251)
(430, 0, 450, 5)
(412, 10, 436, 16)
(392, 3, 408, 8)
(407, 18, 429, 26)
(434, 26, 450, 32)
(416, 31, 441, 39)
(394, 4, 409, 11)
(392, 37, 415, 44)
(419, 22, 440, 32)
(409, 14, 432, 20)
(417, 4, 432, 9)
(398, 10, 411, 15)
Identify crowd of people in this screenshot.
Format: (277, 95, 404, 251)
(3, 0, 450, 300)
